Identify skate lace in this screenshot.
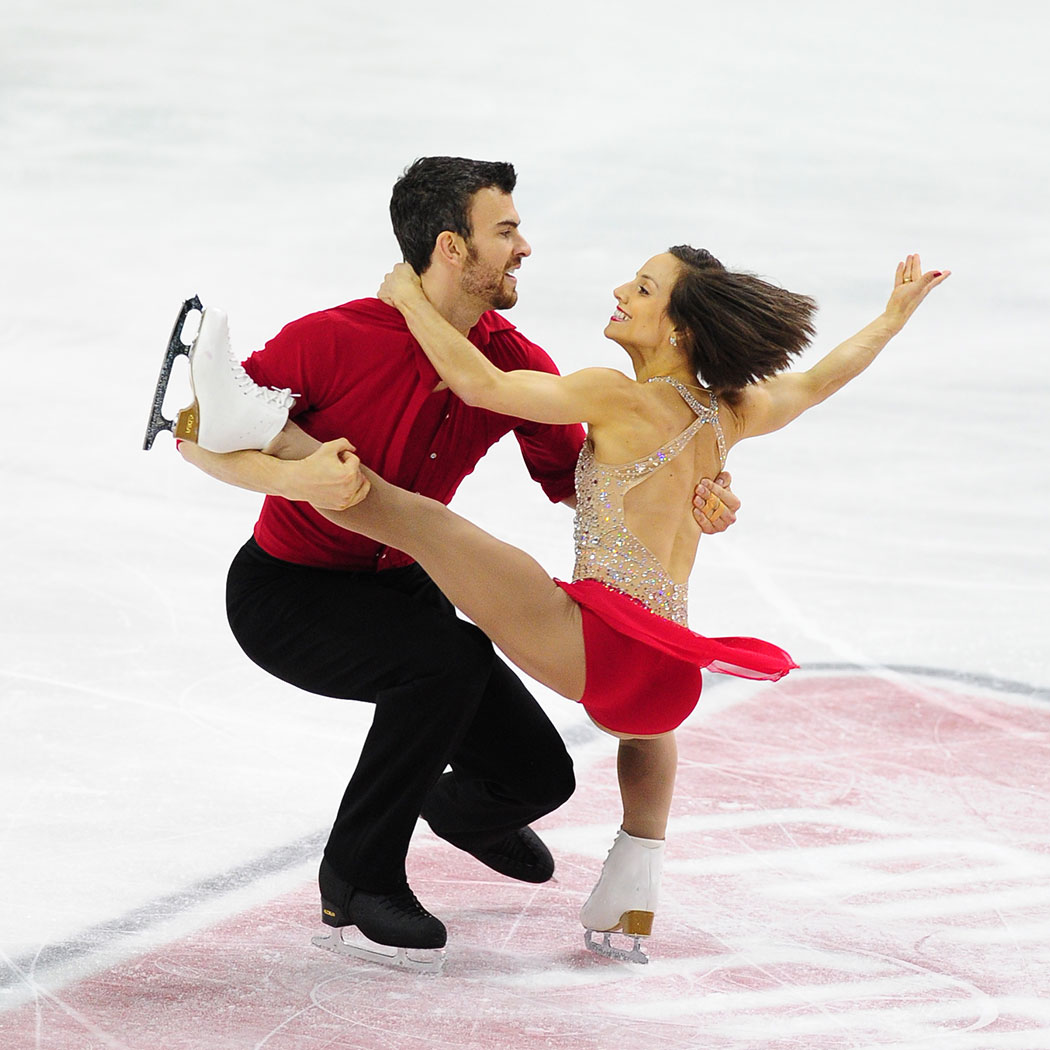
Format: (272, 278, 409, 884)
(490, 831, 536, 866)
(231, 359, 298, 409)
(382, 888, 433, 921)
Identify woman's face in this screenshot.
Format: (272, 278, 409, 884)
(604, 253, 681, 352)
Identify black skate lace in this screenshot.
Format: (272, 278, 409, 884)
(381, 888, 433, 920)
(496, 834, 531, 863)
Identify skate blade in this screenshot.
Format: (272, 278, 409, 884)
(311, 926, 445, 975)
(583, 928, 650, 965)
(143, 295, 202, 450)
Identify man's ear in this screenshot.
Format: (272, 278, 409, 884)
(433, 230, 467, 268)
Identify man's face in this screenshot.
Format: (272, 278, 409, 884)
(460, 187, 531, 310)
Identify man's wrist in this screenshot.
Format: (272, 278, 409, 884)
(267, 457, 302, 501)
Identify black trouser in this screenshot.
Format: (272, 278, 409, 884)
(226, 538, 575, 894)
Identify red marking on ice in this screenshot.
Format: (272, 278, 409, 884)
(3, 673, 1049, 1049)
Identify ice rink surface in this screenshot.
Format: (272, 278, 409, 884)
(2, 1, 1048, 1047)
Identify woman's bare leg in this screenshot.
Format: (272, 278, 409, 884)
(580, 733, 676, 940)
(617, 733, 678, 840)
(317, 468, 587, 702)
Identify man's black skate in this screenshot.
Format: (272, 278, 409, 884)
(312, 858, 447, 973)
(441, 826, 555, 884)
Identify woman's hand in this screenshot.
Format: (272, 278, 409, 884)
(378, 262, 425, 312)
(884, 254, 951, 332)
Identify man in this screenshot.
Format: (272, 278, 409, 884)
(176, 157, 739, 966)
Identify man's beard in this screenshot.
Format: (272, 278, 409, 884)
(462, 246, 517, 310)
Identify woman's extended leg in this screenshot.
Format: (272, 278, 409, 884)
(316, 468, 587, 703)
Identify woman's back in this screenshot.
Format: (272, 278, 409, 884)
(574, 378, 725, 625)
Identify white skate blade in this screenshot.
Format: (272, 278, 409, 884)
(584, 928, 650, 965)
(311, 925, 445, 975)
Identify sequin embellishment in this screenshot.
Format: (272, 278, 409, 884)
(571, 377, 725, 626)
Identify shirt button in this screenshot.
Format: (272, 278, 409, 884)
(429, 452, 437, 459)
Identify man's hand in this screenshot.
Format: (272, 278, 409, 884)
(693, 471, 739, 535)
(287, 438, 371, 510)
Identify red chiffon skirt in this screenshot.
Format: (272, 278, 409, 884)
(555, 578, 797, 736)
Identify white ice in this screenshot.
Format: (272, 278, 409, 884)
(1, 0, 1048, 1046)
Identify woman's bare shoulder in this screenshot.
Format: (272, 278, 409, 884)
(570, 366, 641, 391)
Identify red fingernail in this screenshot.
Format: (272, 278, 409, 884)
(932, 271, 942, 277)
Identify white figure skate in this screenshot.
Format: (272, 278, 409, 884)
(143, 296, 295, 452)
(580, 829, 664, 964)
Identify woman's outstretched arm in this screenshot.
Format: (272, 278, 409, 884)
(732, 254, 950, 442)
(379, 263, 638, 427)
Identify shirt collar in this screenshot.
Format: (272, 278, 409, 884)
(404, 305, 518, 390)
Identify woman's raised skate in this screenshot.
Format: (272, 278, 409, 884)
(143, 297, 295, 453)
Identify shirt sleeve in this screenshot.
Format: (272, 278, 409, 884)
(496, 328, 585, 503)
(513, 417, 585, 502)
(240, 313, 344, 418)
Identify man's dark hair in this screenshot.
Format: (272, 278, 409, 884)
(667, 245, 817, 400)
(390, 157, 517, 274)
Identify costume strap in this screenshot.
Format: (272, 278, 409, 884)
(648, 376, 727, 468)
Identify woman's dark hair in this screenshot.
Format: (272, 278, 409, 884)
(666, 245, 817, 398)
(390, 157, 517, 274)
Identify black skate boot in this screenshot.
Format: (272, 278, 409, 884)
(439, 826, 555, 884)
(312, 858, 447, 973)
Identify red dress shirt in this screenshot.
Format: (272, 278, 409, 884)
(243, 298, 585, 570)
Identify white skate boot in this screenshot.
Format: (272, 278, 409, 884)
(580, 829, 664, 964)
(143, 297, 296, 452)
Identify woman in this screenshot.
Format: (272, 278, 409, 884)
(200, 248, 948, 960)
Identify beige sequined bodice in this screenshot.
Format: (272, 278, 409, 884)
(572, 377, 726, 626)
